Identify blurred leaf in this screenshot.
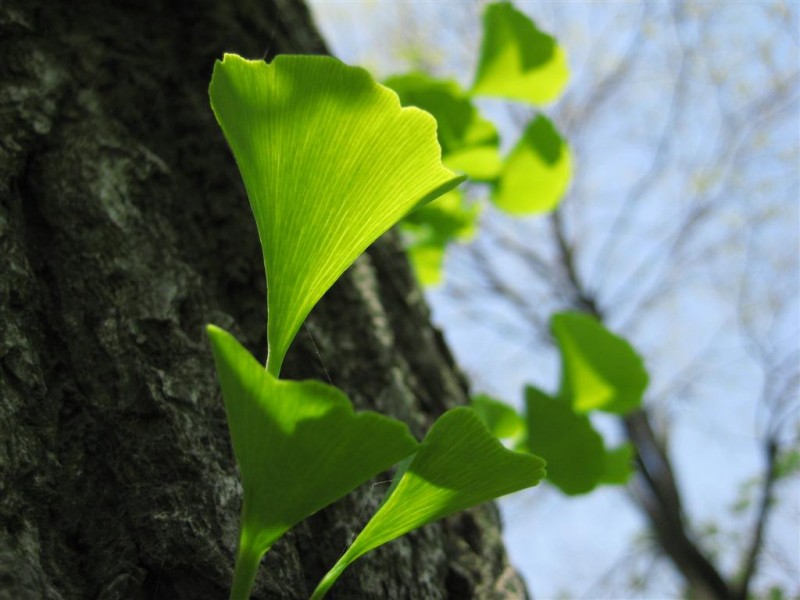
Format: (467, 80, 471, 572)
(768, 586, 786, 600)
(406, 243, 446, 286)
(552, 312, 648, 415)
(775, 448, 800, 480)
(384, 73, 495, 152)
(403, 189, 479, 244)
(311, 407, 545, 598)
(206, 325, 418, 598)
(472, 2, 569, 105)
(523, 386, 605, 495)
(444, 145, 503, 181)
(209, 54, 464, 375)
(385, 72, 501, 180)
(492, 115, 572, 215)
(600, 443, 635, 485)
(401, 188, 480, 286)
(471, 393, 525, 441)
(731, 476, 759, 514)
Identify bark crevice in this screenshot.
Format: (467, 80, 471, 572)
(0, 2, 527, 598)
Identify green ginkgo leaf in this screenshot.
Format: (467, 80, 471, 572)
(600, 443, 635, 485)
(402, 189, 479, 245)
(406, 243, 446, 287)
(523, 386, 605, 495)
(209, 54, 464, 375)
(492, 114, 572, 215)
(385, 73, 501, 181)
(206, 325, 418, 599)
(472, 2, 569, 105)
(401, 188, 480, 286)
(444, 145, 503, 182)
(551, 312, 649, 414)
(310, 407, 545, 599)
(471, 393, 525, 441)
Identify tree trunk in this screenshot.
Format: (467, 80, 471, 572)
(0, 1, 527, 598)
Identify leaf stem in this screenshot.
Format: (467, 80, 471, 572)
(310, 560, 348, 600)
(230, 541, 264, 600)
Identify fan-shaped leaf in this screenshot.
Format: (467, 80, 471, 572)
(206, 325, 418, 599)
(523, 386, 605, 495)
(600, 443, 635, 485)
(403, 189, 479, 244)
(472, 2, 569, 105)
(407, 242, 447, 287)
(209, 54, 464, 375)
(444, 145, 503, 181)
(311, 407, 545, 599)
(493, 114, 572, 215)
(471, 393, 525, 441)
(401, 188, 480, 286)
(385, 72, 501, 181)
(551, 312, 648, 414)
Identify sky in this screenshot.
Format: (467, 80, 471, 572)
(308, 1, 800, 597)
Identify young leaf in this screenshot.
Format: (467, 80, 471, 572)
(472, 1, 569, 105)
(444, 145, 503, 182)
(523, 386, 605, 495)
(206, 325, 418, 599)
(471, 393, 525, 441)
(406, 243, 446, 287)
(209, 54, 464, 375)
(600, 443, 635, 485)
(551, 312, 649, 414)
(401, 188, 480, 286)
(385, 73, 502, 181)
(311, 407, 545, 599)
(492, 114, 572, 215)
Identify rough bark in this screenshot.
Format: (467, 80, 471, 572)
(0, 1, 529, 599)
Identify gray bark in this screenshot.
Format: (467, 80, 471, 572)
(0, 1, 527, 598)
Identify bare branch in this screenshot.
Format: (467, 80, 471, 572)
(734, 438, 780, 600)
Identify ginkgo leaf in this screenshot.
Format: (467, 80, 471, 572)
(523, 386, 605, 495)
(472, 2, 569, 105)
(600, 443, 635, 485)
(406, 243, 446, 287)
(385, 72, 501, 181)
(310, 407, 545, 599)
(209, 54, 464, 375)
(551, 312, 648, 414)
(403, 189, 479, 245)
(471, 393, 525, 441)
(401, 188, 480, 286)
(444, 145, 502, 181)
(492, 114, 572, 215)
(206, 325, 418, 599)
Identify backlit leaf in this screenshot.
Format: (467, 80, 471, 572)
(401, 188, 480, 286)
(444, 145, 502, 181)
(206, 325, 418, 599)
(209, 54, 464, 375)
(403, 189, 479, 244)
(551, 312, 648, 414)
(310, 407, 545, 598)
(385, 72, 501, 181)
(492, 114, 571, 215)
(406, 243, 446, 287)
(471, 393, 525, 441)
(472, 2, 569, 105)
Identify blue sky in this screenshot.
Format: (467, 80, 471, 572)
(309, 1, 799, 597)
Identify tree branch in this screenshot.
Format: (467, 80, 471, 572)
(550, 203, 735, 599)
(734, 438, 780, 600)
